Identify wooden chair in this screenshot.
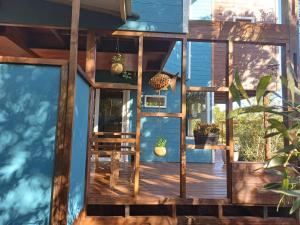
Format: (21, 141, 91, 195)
(90, 132, 136, 188)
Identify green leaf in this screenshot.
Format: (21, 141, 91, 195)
(272, 189, 300, 198)
(256, 75, 272, 103)
(229, 83, 241, 106)
(234, 69, 250, 103)
(264, 155, 288, 168)
(276, 144, 298, 154)
(228, 105, 267, 118)
(264, 182, 282, 190)
(264, 132, 281, 138)
(290, 197, 300, 214)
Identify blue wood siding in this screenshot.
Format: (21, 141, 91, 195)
(189, 0, 212, 20)
(187, 42, 212, 87)
(0, 0, 184, 33)
(67, 74, 90, 225)
(0, 64, 61, 225)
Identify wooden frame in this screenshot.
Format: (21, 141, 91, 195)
(0, 1, 298, 221)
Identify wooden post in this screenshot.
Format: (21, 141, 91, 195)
(53, 0, 81, 224)
(281, 44, 290, 146)
(263, 95, 271, 160)
(134, 35, 143, 196)
(225, 40, 234, 201)
(180, 38, 187, 198)
(50, 64, 68, 225)
(86, 30, 97, 83)
(282, 0, 299, 82)
(84, 87, 95, 207)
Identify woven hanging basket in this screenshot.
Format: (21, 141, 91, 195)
(148, 72, 170, 90)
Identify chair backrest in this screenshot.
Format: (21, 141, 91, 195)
(90, 132, 136, 151)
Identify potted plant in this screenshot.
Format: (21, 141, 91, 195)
(193, 122, 220, 145)
(154, 137, 167, 157)
(111, 53, 124, 75)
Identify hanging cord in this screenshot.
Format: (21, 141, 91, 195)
(116, 37, 120, 53)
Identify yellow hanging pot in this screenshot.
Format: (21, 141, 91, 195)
(154, 137, 167, 157)
(154, 147, 167, 157)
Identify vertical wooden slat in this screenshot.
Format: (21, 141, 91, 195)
(86, 30, 97, 83)
(84, 87, 94, 207)
(50, 64, 68, 225)
(180, 38, 187, 198)
(59, 0, 81, 223)
(281, 44, 290, 146)
(134, 35, 143, 196)
(263, 95, 271, 160)
(225, 40, 234, 201)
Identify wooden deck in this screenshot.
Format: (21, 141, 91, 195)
(88, 161, 227, 205)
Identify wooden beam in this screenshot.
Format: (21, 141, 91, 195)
(50, 64, 68, 225)
(31, 48, 165, 72)
(85, 31, 97, 82)
(180, 38, 187, 198)
(119, 0, 127, 22)
(187, 86, 229, 92)
(94, 82, 137, 90)
(2, 27, 39, 57)
(59, 0, 81, 224)
(0, 55, 67, 65)
(50, 29, 66, 48)
(186, 144, 229, 151)
(140, 112, 182, 118)
(134, 36, 143, 196)
(225, 40, 234, 202)
(188, 21, 289, 45)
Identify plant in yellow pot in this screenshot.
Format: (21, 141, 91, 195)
(154, 137, 167, 157)
(111, 53, 124, 75)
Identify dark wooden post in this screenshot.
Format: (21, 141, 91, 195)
(225, 40, 234, 201)
(51, 0, 81, 224)
(134, 35, 143, 196)
(50, 64, 68, 225)
(180, 38, 187, 198)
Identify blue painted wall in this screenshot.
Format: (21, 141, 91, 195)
(0, 0, 184, 33)
(0, 64, 61, 225)
(67, 74, 90, 225)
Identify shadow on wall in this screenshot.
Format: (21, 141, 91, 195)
(0, 64, 61, 225)
(214, 43, 280, 90)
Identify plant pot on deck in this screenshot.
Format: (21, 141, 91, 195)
(193, 132, 219, 145)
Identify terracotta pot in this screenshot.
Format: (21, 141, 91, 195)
(154, 147, 167, 157)
(111, 63, 123, 75)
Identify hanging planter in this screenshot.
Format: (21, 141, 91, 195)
(149, 71, 178, 91)
(193, 122, 220, 145)
(154, 137, 167, 157)
(111, 53, 124, 75)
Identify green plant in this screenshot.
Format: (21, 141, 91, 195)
(112, 53, 124, 64)
(193, 122, 220, 136)
(155, 137, 167, 147)
(121, 71, 132, 79)
(229, 66, 300, 214)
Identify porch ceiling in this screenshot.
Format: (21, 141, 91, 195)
(47, 0, 132, 22)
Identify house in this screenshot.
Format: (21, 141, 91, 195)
(0, 0, 299, 225)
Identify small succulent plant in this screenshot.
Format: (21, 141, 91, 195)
(193, 123, 220, 136)
(155, 137, 167, 147)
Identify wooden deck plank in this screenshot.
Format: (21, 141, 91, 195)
(87, 162, 227, 205)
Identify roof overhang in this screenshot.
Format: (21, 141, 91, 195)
(47, 0, 132, 22)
